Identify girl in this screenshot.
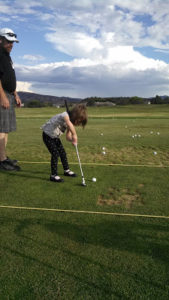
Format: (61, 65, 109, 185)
(42, 103, 87, 182)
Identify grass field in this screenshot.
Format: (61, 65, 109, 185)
(0, 105, 169, 299)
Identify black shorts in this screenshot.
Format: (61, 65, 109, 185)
(0, 92, 16, 133)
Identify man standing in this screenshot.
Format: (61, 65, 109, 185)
(0, 28, 21, 171)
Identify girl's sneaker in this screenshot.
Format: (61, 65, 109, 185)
(50, 175, 64, 182)
(64, 170, 77, 177)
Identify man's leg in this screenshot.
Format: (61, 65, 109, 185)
(0, 132, 20, 171)
(5, 133, 8, 147)
(0, 132, 7, 161)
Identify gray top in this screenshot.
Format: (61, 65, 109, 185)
(41, 111, 68, 138)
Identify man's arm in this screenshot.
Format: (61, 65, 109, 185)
(13, 90, 22, 107)
(0, 80, 10, 108)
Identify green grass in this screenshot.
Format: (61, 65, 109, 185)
(0, 105, 169, 299)
(1, 210, 169, 299)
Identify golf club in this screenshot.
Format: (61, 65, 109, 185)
(75, 144, 86, 186)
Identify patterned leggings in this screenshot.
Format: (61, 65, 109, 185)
(43, 132, 69, 175)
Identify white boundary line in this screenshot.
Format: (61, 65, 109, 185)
(0, 205, 169, 219)
(18, 161, 169, 168)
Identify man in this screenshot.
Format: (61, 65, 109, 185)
(0, 28, 21, 171)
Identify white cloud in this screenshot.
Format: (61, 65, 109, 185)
(22, 54, 45, 62)
(15, 46, 169, 98)
(1, 0, 169, 97)
(45, 30, 103, 58)
(154, 49, 169, 54)
(0, 1, 11, 14)
(17, 81, 33, 92)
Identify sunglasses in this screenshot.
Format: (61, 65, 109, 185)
(6, 32, 17, 38)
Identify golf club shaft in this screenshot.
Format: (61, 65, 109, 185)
(75, 144, 85, 182)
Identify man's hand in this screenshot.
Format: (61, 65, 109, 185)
(0, 81, 10, 108)
(0, 94, 10, 108)
(14, 93, 22, 107)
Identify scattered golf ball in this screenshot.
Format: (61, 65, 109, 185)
(92, 177, 97, 182)
(102, 151, 106, 155)
(153, 151, 157, 155)
(102, 147, 105, 150)
(100, 133, 103, 136)
(157, 132, 160, 135)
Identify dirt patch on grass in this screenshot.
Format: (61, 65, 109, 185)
(138, 183, 144, 188)
(97, 187, 143, 208)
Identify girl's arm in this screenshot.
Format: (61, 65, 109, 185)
(64, 114, 78, 145)
(66, 130, 73, 142)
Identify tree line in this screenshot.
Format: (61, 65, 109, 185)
(82, 95, 169, 106)
(22, 95, 169, 107)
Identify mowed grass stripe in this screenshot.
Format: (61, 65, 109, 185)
(1, 205, 169, 219)
(18, 161, 169, 168)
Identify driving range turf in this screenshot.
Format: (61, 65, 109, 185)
(0, 105, 169, 299)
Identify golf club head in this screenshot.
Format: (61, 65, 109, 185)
(82, 178, 86, 187)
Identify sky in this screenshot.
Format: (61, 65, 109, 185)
(1, 0, 169, 99)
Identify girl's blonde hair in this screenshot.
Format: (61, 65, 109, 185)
(70, 104, 87, 127)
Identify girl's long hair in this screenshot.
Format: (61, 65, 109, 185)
(69, 104, 87, 127)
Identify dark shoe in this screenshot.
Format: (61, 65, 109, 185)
(6, 156, 18, 166)
(50, 175, 64, 182)
(64, 170, 77, 177)
(0, 160, 20, 171)
(5, 157, 21, 170)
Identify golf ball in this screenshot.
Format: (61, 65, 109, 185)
(102, 147, 105, 150)
(153, 151, 157, 155)
(92, 177, 97, 182)
(102, 151, 106, 155)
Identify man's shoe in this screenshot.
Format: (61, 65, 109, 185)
(6, 157, 21, 170)
(0, 160, 20, 171)
(6, 157, 18, 166)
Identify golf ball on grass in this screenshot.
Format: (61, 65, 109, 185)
(102, 151, 106, 155)
(92, 177, 97, 182)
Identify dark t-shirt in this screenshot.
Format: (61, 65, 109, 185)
(0, 47, 16, 93)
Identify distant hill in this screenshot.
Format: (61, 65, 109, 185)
(18, 91, 82, 106)
(18, 92, 169, 107)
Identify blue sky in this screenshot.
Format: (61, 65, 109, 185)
(1, 0, 169, 98)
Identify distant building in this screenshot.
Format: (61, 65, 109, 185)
(94, 101, 116, 106)
(53, 104, 60, 108)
